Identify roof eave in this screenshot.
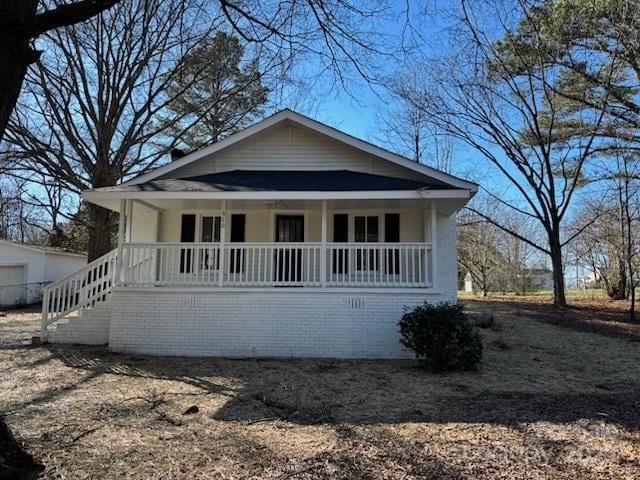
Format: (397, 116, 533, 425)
(83, 188, 471, 203)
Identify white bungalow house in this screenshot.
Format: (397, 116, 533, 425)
(41, 110, 477, 358)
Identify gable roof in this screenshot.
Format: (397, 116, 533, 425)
(0, 239, 86, 258)
(96, 170, 461, 194)
(124, 109, 478, 192)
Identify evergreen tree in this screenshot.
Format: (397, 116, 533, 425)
(163, 32, 269, 150)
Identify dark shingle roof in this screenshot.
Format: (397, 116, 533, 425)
(97, 170, 459, 193)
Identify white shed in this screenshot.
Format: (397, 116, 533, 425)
(0, 239, 87, 307)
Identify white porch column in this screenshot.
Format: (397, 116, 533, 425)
(320, 200, 327, 287)
(218, 200, 227, 287)
(430, 201, 438, 289)
(117, 199, 127, 284)
(126, 198, 134, 242)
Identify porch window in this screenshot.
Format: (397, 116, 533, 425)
(201, 216, 221, 270)
(201, 216, 221, 243)
(355, 216, 379, 270)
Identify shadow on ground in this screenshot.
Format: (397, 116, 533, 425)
(38, 343, 640, 432)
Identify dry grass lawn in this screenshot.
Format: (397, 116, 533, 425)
(462, 291, 640, 340)
(1, 301, 639, 479)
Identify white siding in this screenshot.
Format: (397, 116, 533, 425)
(159, 124, 426, 181)
(130, 203, 159, 242)
(0, 266, 27, 305)
(0, 243, 44, 287)
(435, 213, 458, 295)
(0, 242, 86, 305)
(43, 252, 87, 283)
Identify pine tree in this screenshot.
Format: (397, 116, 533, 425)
(162, 32, 269, 150)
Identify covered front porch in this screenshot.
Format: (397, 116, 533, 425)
(118, 198, 441, 290)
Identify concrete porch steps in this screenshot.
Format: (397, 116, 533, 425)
(49, 300, 111, 345)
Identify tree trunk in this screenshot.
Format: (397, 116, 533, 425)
(87, 203, 114, 261)
(610, 257, 628, 300)
(0, 44, 37, 143)
(0, 1, 39, 142)
(549, 238, 566, 307)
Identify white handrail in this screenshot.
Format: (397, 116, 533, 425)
(41, 249, 118, 339)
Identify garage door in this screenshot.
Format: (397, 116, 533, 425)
(0, 266, 26, 306)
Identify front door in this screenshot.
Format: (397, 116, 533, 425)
(275, 215, 304, 282)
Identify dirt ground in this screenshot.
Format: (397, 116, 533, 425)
(1, 301, 639, 479)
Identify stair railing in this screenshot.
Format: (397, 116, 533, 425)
(41, 249, 118, 339)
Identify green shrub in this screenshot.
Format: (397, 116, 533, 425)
(398, 302, 482, 371)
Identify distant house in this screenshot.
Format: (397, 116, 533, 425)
(520, 268, 553, 291)
(0, 239, 87, 307)
(463, 268, 554, 294)
(565, 267, 599, 289)
(464, 272, 474, 293)
(40, 109, 478, 358)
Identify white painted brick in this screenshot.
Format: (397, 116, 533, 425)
(108, 288, 454, 358)
(49, 303, 110, 345)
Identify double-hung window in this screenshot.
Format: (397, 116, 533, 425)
(354, 216, 379, 270)
(200, 216, 221, 270)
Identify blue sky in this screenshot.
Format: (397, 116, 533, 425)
(18, 0, 591, 272)
(283, 0, 485, 180)
(284, 0, 584, 272)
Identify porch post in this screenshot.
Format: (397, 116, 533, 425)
(218, 199, 227, 287)
(430, 201, 438, 289)
(117, 199, 127, 285)
(320, 200, 327, 287)
(126, 198, 134, 241)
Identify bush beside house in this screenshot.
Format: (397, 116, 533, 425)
(399, 302, 482, 371)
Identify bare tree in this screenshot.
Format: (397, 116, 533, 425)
(572, 202, 628, 299)
(20, 173, 75, 248)
(404, 0, 614, 306)
(598, 151, 640, 320)
(459, 195, 539, 296)
(0, 0, 395, 145)
(376, 69, 431, 163)
(4, 0, 223, 260)
(0, 175, 51, 243)
(216, 0, 393, 91)
(458, 208, 505, 296)
(377, 69, 454, 171)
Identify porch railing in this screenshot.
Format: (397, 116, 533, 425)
(326, 243, 430, 287)
(121, 242, 432, 288)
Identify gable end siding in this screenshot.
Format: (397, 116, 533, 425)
(158, 124, 427, 181)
